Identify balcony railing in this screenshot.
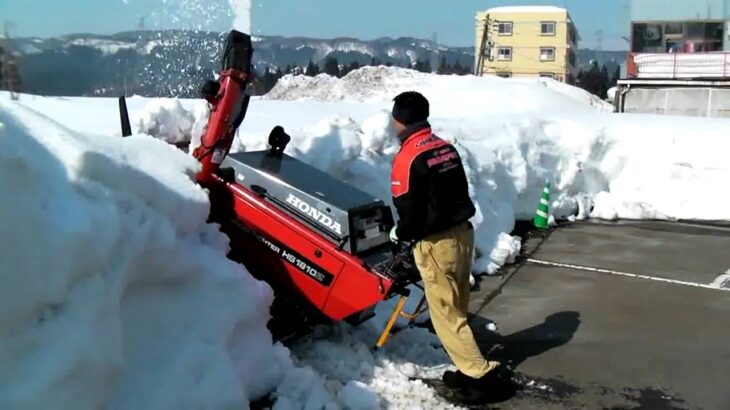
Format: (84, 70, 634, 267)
(627, 52, 730, 80)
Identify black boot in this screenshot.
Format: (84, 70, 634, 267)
(441, 368, 518, 405)
(441, 369, 466, 389)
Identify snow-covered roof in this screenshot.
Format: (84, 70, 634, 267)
(485, 6, 567, 14)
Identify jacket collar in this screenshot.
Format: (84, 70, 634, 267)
(397, 121, 431, 144)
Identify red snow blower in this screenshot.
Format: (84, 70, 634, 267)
(120, 30, 426, 346)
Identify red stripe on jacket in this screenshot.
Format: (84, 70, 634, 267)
(391, 128, 448, 198)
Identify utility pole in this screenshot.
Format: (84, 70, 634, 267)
(476, 14, 491, 76)
(1, 21, 21, 100)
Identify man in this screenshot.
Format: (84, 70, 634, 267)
(388, 91, 511, 402)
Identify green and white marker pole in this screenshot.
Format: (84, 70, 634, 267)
(533, 181, 550, 230)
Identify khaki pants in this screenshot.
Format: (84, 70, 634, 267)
(413, 222, 499, 379)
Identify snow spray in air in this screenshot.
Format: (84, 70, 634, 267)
(229, 0, 252, 33)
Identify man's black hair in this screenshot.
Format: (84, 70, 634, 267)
(392, 91, 430, 126)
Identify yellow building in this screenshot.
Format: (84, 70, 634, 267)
(475, 6, 580, 84)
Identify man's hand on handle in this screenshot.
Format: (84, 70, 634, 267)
(390, 226, 399, 243)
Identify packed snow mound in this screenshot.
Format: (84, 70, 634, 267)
(19, 89, 730, 274)
(273, 322, 462, 410)
(2, 96, 469, 409)
(5, 76, 730, 408)
(528, 76, 613, 111)
(0, 100, 288, 408)
(265, 66, 421, 102)
(265, 66, 613, 113)
(229, 109, 730, 271)
(135, 98, 196, 144)
(607, 86, 618, 102)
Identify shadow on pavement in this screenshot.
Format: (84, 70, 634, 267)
(473, 311, 582, 370)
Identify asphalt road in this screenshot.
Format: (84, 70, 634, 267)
(469, 221, 730, 410)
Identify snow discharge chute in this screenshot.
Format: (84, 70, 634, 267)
(192, 30, 254, 184)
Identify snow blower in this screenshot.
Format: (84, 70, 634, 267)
(120, 30, 426, 346)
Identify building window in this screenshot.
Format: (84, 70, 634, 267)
(539, 72, 554, 79)
(496, 72, 512, 78)
(497, 47, 512, 61)
(665, 22, 683, 35)
(541, 21, 556, 36)
(632, 20, 725, 53)
(497, 22, 513, 36)
(540, 47, 555, 62)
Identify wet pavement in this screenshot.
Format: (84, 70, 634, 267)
(469, 221, 730, 410)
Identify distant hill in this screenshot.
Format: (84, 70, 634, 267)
(9, 31, 474, 97)
(7, 31, 625, 97)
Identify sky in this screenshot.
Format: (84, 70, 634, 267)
(0, 0, 630, 50)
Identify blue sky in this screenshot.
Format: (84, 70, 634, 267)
(0, 0, 630, 49)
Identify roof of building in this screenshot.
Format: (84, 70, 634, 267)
(484, 6, 567, 14)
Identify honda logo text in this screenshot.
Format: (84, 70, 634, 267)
(286, 194, 342, 235)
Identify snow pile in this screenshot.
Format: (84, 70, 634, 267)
(68, 38, 137, 56)
(16, 66, 730, 274)
(273, 324, 461, 410)
(135, 98, 196, 144)
(0, 100, 288, 408)
(338, 381, 380, 409)
(607, 86, 618, 102)
(530, 76, 613, 111)
(266, 66, 614, 113)
(6, 61, 730, 407)
(583, 115, 730, 221)
(266, 73, 344, 101)
(1, 95, 464, 410)
(257, 67, 730, 270)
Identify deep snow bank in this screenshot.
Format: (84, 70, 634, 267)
(259, 67, 730, 269)
(14, 66, 730, 275)
(5, 61, 730, 407)
(0, 100, 288, 408)
(272, 324, 461, 410)
(1, 92, 466, 410)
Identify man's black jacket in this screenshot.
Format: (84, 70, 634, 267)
(390, 122, 476, 242)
